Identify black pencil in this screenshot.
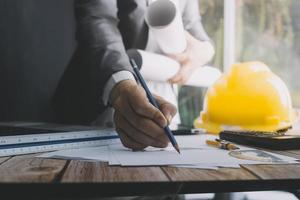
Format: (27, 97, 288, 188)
(129, 59, 180, 154)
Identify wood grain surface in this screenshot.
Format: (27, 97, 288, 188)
(62, 160, 169, 182)
(0, 157, 10, 165)
(241, 164, 300, 180)
(162, 166, 258, 181)
(0, 151, 299, 183)
(0, 154, 67, 182)
(0, 149, 299, 198)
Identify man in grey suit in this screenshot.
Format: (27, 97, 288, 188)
(54, 0, 214, 150)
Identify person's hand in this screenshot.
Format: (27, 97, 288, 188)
(168, 32, 214, 85)
(110, 79, 177, 150)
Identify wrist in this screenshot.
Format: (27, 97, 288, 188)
(110, 79, 137, 106)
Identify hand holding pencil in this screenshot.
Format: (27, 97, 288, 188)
(130, 59, 181, 154)
(110, 65, 177, 152)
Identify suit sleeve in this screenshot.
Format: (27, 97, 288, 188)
(75, 0, 133, 92)
(53, 0, 133, 124)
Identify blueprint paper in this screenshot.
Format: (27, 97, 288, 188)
(37, 146, 109, 161)
(109, 144, 297, 166)
(38, 135, 299, 168)
(138, 50, 221, 87)
(146, 0, 186, 53)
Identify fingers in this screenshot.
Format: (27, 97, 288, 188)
(154, 95, 177, 124)
(113, 84, 166, 128)
(168, 51, 188, 64)
(113, 83, 170, 150)
(116, 127, 147, 151)
(168, 71, 182, 84)
(118, 100, 169, 145)
(115, 111, 168, 149)
(128, 85, 168, 128)
(112, 80, 177, 150)
(168, 67, 190, 85)
(169, 75, 189, 85)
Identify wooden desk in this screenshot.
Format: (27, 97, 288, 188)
(0, 150, 300, 199)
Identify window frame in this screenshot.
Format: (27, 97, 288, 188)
(223, 0, 236, 71)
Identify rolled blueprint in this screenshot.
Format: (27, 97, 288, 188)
(127, 49, 222, 88)
(145, 0, 187, 54)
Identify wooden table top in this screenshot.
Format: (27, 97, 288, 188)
(1, 148, 300, 198)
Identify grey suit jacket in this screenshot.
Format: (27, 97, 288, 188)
(0, 0, 76, 122)
(54, 0, 210, 124)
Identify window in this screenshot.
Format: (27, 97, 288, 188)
(178, 0, 224, 126)
(235, 0, 300, 107)
(199, 0, 224, 70)
(179, 0, 299, 127)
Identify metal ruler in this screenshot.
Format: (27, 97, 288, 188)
(0, 129, 119, 157)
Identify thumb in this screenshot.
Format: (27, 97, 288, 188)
(154, 95, 177, 125)
(128, 86, 168, 127)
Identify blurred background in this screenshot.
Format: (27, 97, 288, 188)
(179, 0, 300, 127)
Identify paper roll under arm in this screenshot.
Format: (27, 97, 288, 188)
(146, 0, 187, 54)
(127, 49, 222, 88)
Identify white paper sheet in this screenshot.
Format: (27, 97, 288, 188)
(110, 144, 297, 166)
(171, 165, 219, 170)
(137, 50, 222, 87)
(37, 146, 109, 161)
(171, 163, 241, 169)
(38, 135, 298, 168)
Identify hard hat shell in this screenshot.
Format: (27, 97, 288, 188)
(194, 62, 296, 134)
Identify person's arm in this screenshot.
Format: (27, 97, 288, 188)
(168, 0, 215, 85)
(75, 0, 177, 150)
(75, 0, 134, 103)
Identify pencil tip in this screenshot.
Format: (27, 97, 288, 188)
(175, 145, 181, 154)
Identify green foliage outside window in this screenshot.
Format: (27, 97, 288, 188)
(236, 0, 300, 107)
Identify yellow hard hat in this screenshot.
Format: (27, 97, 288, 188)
(194, 61, 296, 134)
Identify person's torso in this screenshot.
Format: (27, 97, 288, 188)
(0, 0, 76, 121)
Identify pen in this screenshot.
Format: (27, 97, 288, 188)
(129, 59, 181, 154)
(206, 139, 239, 150)
(172, 128, 204, 135)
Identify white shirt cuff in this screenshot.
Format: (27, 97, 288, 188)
(102, 70, 136, 105)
